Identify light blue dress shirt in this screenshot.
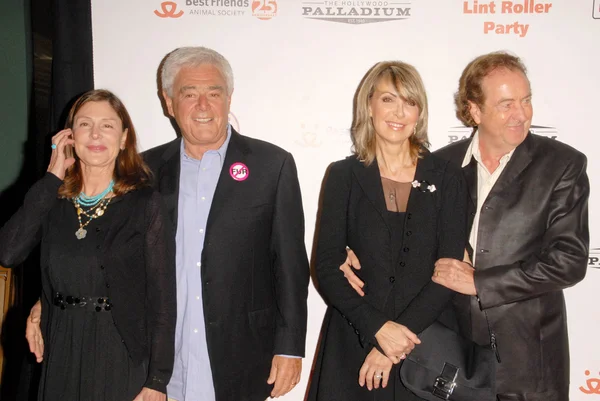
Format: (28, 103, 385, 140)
(167, 127, 232, 401)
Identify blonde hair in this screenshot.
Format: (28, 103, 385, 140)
(351, 61, 429, 165)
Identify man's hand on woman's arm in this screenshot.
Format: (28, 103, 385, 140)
(339, 248, 365, 296)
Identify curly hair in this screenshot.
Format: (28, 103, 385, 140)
(454, 51, 528, 127)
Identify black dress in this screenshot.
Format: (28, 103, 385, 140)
(381, 179, 423, 399)
(0, 173, 176, 401)
(39, 198, 146, 400)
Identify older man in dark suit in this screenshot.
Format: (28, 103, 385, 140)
(145, 46, 309, 401)
(26, 46, 309, 401)
(341, 52, 589, 401)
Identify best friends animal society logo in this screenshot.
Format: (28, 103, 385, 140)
(580, 370, 600, 394)
(154, 1, 184, 17)
(154, 1, 278, 19)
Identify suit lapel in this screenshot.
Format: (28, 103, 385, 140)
(485, 134, 533, 201)
(205, 129, 250, 235)
(461, 157, 477, 260)
(157, 138, 182, 229)
(352, 158, 391, 235)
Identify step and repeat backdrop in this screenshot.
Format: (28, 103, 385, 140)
(92, 1, 599, 399)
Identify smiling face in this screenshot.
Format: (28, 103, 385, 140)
(72, 100, 127, 170)
(470, 67, 533, 153)
(163, 64, 232, 156)
(369, 77, 420, 148)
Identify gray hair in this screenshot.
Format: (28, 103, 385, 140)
(161, 46, 234, 97)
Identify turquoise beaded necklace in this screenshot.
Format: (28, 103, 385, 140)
(72, 180, 115, 240)
(76, 180, 115, 207)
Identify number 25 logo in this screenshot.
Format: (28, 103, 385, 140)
(252, 0, 277, 20)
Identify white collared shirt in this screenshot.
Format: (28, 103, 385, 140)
(461, 132, 515, 265)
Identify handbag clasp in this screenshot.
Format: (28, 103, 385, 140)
(432, 362, 459, 400)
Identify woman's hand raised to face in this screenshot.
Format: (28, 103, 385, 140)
(47, 129, 76, 180)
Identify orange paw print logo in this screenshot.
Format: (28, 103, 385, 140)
(296, 123, 322, 148)
(580, 370, 600, 394)
(154, 1, 184, 18)
(252, 0, 277, 20)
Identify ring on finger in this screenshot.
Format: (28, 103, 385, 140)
(51, 144, 57, 150)
(374, 373, 383, 379)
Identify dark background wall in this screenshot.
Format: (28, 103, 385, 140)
(0, 0, 52, 212)
(0, 1, 92, 399)
(0, 0, 31, 194)
(1, 3, 39, 398)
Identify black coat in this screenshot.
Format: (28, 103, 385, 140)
(436, 133, 589, 400)
(0, 174, 177, 393)
(143, 129, 310, 401)
(308, 150, 468, 401)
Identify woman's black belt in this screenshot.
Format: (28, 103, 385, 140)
(53, 292, 112, 312)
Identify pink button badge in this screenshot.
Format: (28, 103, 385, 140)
(229, 162, 249, 182)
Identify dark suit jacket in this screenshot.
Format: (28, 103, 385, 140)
(436, 133, 589, 401)
(308, 150, 468, 401)
(143, 129, 309, 401)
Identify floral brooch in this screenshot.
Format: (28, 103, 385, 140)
(412, 180, 436, 193)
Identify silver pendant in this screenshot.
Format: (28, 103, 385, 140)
(75, 228, 87, 240)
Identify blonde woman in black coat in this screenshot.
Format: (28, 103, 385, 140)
(308, 61, 468, 401)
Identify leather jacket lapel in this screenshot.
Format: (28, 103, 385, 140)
(486, 134, 533, 202)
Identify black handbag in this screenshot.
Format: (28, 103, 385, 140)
(399, 320, 497, 401)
